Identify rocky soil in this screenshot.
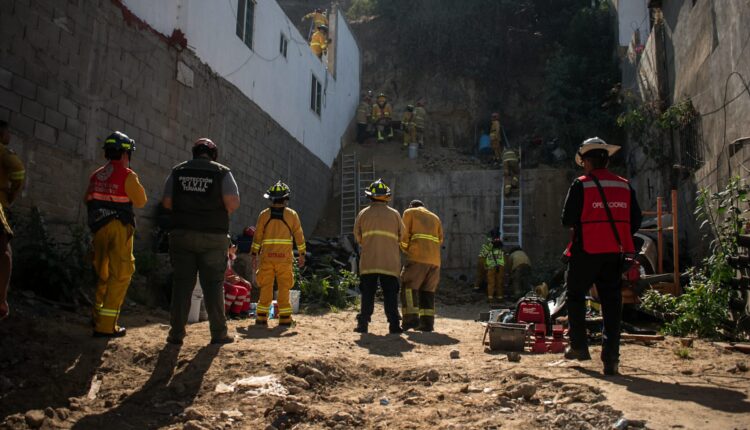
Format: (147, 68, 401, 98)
(1, 289, 750, 430)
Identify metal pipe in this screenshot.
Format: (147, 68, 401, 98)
(672, 190, 680, 293)
(657, 196, 664, 273)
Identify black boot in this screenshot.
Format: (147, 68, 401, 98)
(564, 346, 592, 361)
(603, 361, 619, 376)
(388, 323, 403, 334)
(417, 315, 434, 332)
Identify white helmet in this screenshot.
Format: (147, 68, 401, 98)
(575, 137, 621, 166)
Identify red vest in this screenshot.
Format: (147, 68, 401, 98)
(87, 162, 132, 203)
(579, 170, 635, 254)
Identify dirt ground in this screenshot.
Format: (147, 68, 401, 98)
(1, 288, 750, 430)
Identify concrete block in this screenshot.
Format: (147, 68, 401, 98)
(0, 66, 12, 89)
(9, 112, 34, 137)
(12, 75, 35, 99)
(58, 97, 78, 119)
(56, 130, 78, 153)
(45, 107, 66, 130)
(0, 52, 25, 77)
(117, 104, 134, 125)
(0, 107, 9, 122)
(107, 114, 125, 133)
(0, 87, 21, 112)
(66, 116, 85, 138)
(36, 86, 58, 109)
(34, 121, 56, 144)
(21, 98, 44, 121)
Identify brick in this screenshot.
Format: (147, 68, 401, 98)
(0, 66, 11, 89)
(117, 104, 134, 125)
(0, 52, 24, 77)
(24, 62, 49, 88)
(9, 112, 34, 136)
(0, 107, 9, 122)
(0, 87, 21, 112)
(58, 96, 78, 119)
(34, 122, 56, 144)
(37, 86, 58, 108)
(21, 98, 44, 121)
(107, 114, 124, 133)
(12, 75, 35, 99)
(145, 146, 160, 165)
(65, 116, 84, 138)
(56, 130, 77, 153)
(45, 107, 66, 130)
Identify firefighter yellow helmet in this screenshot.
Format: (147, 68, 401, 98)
(365, 178, 391, 201)
(264, 180, 291, 201)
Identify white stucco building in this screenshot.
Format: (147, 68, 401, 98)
(611, 0, 650, 48)
(122, 0, 361, 167)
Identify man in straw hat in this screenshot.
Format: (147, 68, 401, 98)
(560, 137, 642, 376)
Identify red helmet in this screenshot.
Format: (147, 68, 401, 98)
(243, 226, 256, 237)
(192, 138, 218, 160)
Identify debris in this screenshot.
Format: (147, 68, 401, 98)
(359, 393, 375, 404)
(450, 349, 460, 359)
(466, 386, 483, 393)
(507, 383, 536, 400)
(283, 374, 311, 390)
(54, 408, 70, 420)
(680, 369, 694, 375)
(332, 411, 354, 422)
(24, 410, 45, 429)
(612, 417, 646, 429)
(727, 362, 749, 374)
(214, 375, 288, 397)
(419, 369, 440, 382)
(379, 398, 390, 406)
(86, 376, 102, 400)
(282, 401, 307, 415)
(220, 409, 243, 420)
(679, 338, 694, 348)
(621, 334, 664, 341)
(507, 352, 521, 362)
(183, 420, 210, 430)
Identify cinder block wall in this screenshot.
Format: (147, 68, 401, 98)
(0, 0, 332, 245)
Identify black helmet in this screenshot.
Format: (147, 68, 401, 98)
(365, 178, 391, 201)
(318, 24, 328, 32)
(192, 138, 218, 161)
(406, 105, 414, 112)
(264, 180, 291, 201)
(103, 131, 135, 152)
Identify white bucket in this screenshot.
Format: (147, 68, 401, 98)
(290, 290, 301, 313)
(187, 279, 203, 324)
(408, 143, 418, 159)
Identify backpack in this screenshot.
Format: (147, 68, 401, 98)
(515, 295, 551, 335)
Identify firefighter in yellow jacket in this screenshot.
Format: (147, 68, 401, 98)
(302, 8, 328, 38)
(372, 93, 394, 142)
(85, 131, 147, 337)
(251, 181, 306, 326)
(400, 200, 443, 331)
(0, 120, 25, 320)
(490, 112, 502, 161)
(401, 105, 417, 149)
(502, 147, 520, 196)
(310, 25, 329, 59)
(354, 179, 406, 334)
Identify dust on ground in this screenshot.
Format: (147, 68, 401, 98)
(1, 290, 750, 430)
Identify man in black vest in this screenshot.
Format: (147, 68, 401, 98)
(561, 137, 642, 376)
(162, 138, 240, 345)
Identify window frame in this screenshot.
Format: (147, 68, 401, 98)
(235, 0, 255, 50)
(310, 74, 322, 117)
(279, 32, 288, 58)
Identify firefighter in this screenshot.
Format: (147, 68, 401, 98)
(502, 147, 520, 196)
(302, 8, 328, 37)
(480, 235, 505, 308)
(561, 137, 642, 375)
(489, 112, 502, 161)
(234, 226, 256, 300)
(472, 228, 499, 292)
(0, 120, 24, 320)
(506, 246, 531, 300)
(356, 92, 372, 144)
(162, 138, 239, 345)
(251, 181, 306, 327)
(401, 105, 417, 149)
(354, 179, 406, 334)
(400, 200, 443, 332)
(371, 93, 394, 142)
(310, 24, 329, 59)
(414, 99, 427, 148)
(85, 131, 147, 337)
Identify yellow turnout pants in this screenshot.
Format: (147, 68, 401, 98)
(256, 259, 294, 324)
(92, 221, 135, 334)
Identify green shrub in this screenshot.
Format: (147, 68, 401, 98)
(295, 264, 359, 311)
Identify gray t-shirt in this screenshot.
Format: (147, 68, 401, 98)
(163, 170, 239, 198)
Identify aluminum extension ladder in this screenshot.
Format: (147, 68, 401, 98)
(500, 133, 522, 247)
(340, 152, 358, 237)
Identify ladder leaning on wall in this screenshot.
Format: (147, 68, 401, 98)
(499, 130, 522, 248)
(340, 152, 376, 238)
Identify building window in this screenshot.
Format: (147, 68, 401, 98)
(310, 74, 322, 116)
(236, 0, 254, 49)
(279, 33, 288, 58)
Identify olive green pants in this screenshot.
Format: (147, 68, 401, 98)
(169, 230, 230, 341)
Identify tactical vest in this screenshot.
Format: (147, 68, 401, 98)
(579, 170, 635, 254)
(86, 162, 135, 233)
(171, 159, 230, 234)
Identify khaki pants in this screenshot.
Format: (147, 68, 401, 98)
(168, 230, 229, 341)
(92, 221, 135, 334)
(491, 138, 503, 160)
(486, 265, 505, 300)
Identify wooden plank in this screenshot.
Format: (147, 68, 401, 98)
(621, 334, 665, 341)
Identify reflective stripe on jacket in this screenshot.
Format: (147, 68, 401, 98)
(401, 206, 443, 267)
(356, 101, 371, 124)
(371, 103, 392, 121)
(86, 162, 136, 232)
(413, 107, 426, 129)
(252, 205, 306, 263)
(481, 247, 505, 269)
(354, 202, 406, 276)
(579, 170, 635, 254)
(502, 149, 518, 162)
